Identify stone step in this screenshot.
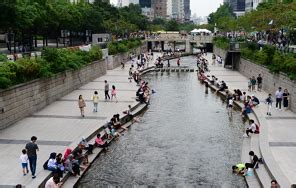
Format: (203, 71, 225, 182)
(242, 138, 261, 188)
(247, 113, 273, 187)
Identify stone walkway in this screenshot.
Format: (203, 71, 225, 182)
(205, 54, 296, 187)
(0, 59, 144, 187)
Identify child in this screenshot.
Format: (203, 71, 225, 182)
(266, 94, 273, 116)
(111, 85, 118, 102)
(248, 78, 252, 92)
(91, 91, 99, 112)
(20, 149, 29, 176)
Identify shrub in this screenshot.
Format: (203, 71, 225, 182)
(108, 43, 118, 55)
(0, 54, 7, 62)
(0, 76, 12, 89)
(254, 50, 268, 65)
(117, 43, 128, 53)
(213, 37, 230, 50)
(89, 45, 103, 61)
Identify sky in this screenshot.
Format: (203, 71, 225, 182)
(191, 0, 223, 17)
(110, 0, 223, 17)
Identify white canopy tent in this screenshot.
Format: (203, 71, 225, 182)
(190, 28, 212, 34)
(190, 29, 200, 34)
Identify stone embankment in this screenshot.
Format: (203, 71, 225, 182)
(0, 45, 147, 130)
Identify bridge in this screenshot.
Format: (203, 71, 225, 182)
(145, 32, 213, 53)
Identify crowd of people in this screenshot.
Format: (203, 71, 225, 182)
(19, 103, 138, 187)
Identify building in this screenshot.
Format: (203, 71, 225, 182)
(71, 0, 110, 3)
(245, 0, 264, 12)
(117, 0, 139, 7)
(171, 0, 184, 22)
(184, 0, 191, 22)
(153, 0, 170, 19)
(224, 0, 246, 16)
(141, 7, 154, 21)
(139, 0, 151, 7)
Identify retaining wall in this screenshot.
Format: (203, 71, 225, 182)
(0, 60, 107, 129)
(107, 42, 147, 70)
(214, 46, 296, 112)
(0, 44, 147, 129)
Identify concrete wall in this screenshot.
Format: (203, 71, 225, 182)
(0, 43, 148, 129)
(0, 60, 107, 129)
(214, 46, 296, 112)
(106, 43, 147, 70)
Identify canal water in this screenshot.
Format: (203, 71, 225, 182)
(79, 56, 247, 187)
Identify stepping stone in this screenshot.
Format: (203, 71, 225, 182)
(161, 69, 165, 72)
(181, 69, 185, 72)
(190, 69, 194, 72)
(176, 69, 180, 72)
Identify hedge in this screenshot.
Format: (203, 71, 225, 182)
(108, 39, 142, 55)
(214, 37, 296, 80)
(0, 46, 103, 89)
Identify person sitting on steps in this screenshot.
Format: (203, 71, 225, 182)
(94, 133, 109, 151)
(244, 119, 256, 137)
(244, 151, 259, 175)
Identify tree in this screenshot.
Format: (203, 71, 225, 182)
(165, 20, 179, 31)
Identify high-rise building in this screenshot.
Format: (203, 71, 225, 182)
(139, 0, 151, 7)
(245, 0, 264, 12)
(184, 0, 191, 22)
(117, 0, 139, 7)
(153, 0, 169, 19)
(224, 0, 246, 16)
(172, 0, 184, 22)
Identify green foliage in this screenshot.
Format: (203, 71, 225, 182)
(0, 76, 12, 89)
(165, 20, 180, 31)
(0, 54, 8, 62)
(108, 39, 142, 55)
(238, 40, 296, 80)
(0, 46, 103, 89)
(213, 37, 230, 50)
(88, 45, 103, 61)
(0, 0, 149, 42)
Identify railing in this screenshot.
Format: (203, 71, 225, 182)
(146, 34, 213, 42)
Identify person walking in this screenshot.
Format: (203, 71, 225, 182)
(111, 85, 118, 102)
(275, 87, 283, 110)
(247, 78, 252, 92)
(283, 89, 290, 110)
(20, 149, 29, 176)
(257, 74, 263, 91)
(104, 80, 110, 100)
(91, 91, 99, 112)
(212, 54, 216, 66)
(266, 94, 273, 116)
(177, 58, 180, 67)
(25, 136, 39, 179)
(78, 95, 86, 117)
(251, 76, 256, 92)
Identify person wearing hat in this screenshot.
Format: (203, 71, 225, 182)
(251, 95, 260, 107)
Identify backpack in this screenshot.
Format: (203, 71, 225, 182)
(255, 124, 260, 134)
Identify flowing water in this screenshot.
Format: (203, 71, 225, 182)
(78, 56, 247, 187)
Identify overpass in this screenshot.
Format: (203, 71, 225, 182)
(145, 33, 213, 53)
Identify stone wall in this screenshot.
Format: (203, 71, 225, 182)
(0, 60, 107, 129)
(106, 42, 148, 70)
(0, 43, 148, 129)
(214, 46, 296, 112)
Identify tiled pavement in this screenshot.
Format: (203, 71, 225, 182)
(0, 60, 142, 187)
(205, 54, 296, 186)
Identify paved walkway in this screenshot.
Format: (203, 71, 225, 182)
(205, 54, 296, 187)
(0, 58, 148, 187)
